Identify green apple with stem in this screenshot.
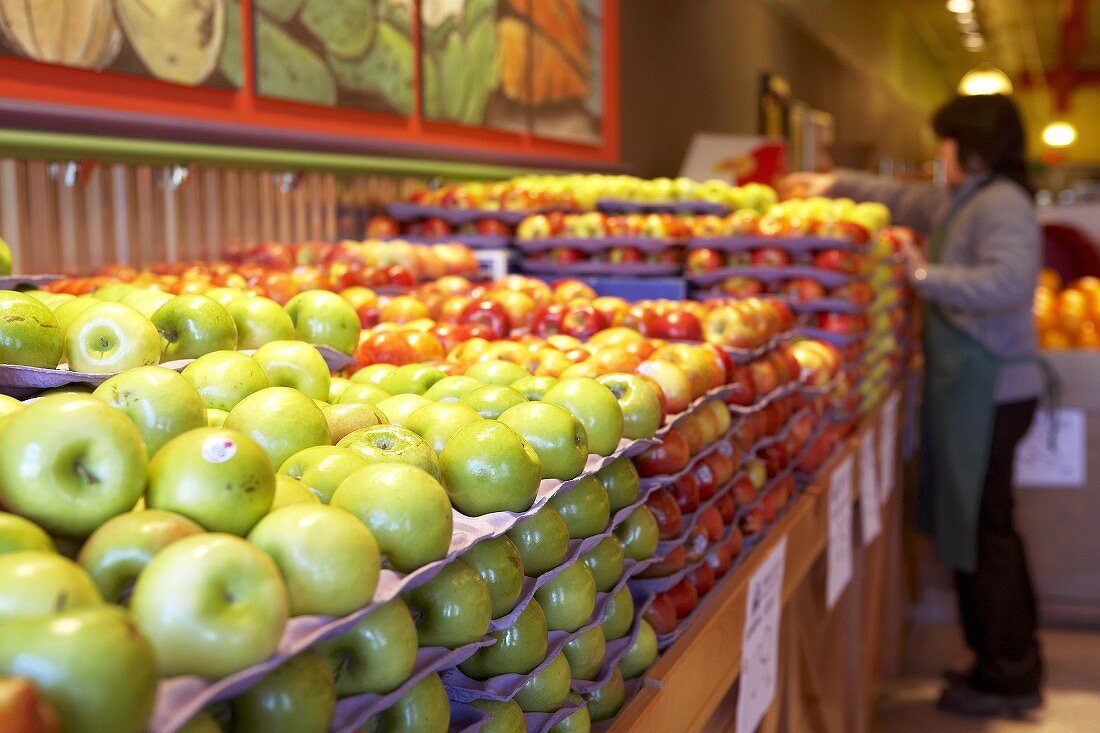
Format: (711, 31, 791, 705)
(314, 598, 418, 695)
(130, 533, 290, 678)
(0, 551, 102, 623)
(225, 296, 295, 349)
(597, 373, 663, 440)
(404, 401, 483, 454)
(513, 651, 571, 713)
(230, 649, 335, 733)
(119, 289, 173, 318)
(403, 557, 491, 648)
(321, 402, 386, 443)
(225, 386, 331, 469)
(498, 401, 588, 480)
(584, 667, 625, 721)
(511, 375, 558, 401)
(375, 393, 431, 426)
(506, 508, 569, 577)
(581, 534, 626, 593)
(600, 586, 634, 641)
(285, 289, 360, 355)
(279, 445, 367, 503)
(464, 359, 529, 386)
(423, 375, 482, 402)
(614, 505, 659, 561)
(548, 695, 591, 733)
(542, 378, 624, 456)
(469, 699, 526, 733)
(440, 421, 541, 515)
(146, 427, 275, 536)
(206, 408, 228, 426)
(548, 475, 610, 539)
(65, 302, 160, 373)
(380, 363, 446, 395)
(336, 382, 391, 406)
(152, 294, 238, 361)
(52, 295, 99, 335)
(0, 291, 63, 368)
(618, 618, 658, 678)
(270, 474, 322, 511)
(462, 535, 525, 618)
(336, 424, 441, 480)
(534, 560, 596, 632)
(365, 672, 450, 733)
(182, 350, 270, 411)
(0, 511, 56, 554)
(597, 456, 640, 512)
(248, 503, 380, 616)
(93, 366, 207, 455)
(458, 598, 548, 679)
(76, 509, 204, 603)
(252, 340, 331, 401)
(460, 385, 526, 419)
(564, 624, 606, 680)
(0, 394, 148, 537)
(0, 606, 157, 733)
(331, 463, 452, 572)
(350, 364, 396, 385)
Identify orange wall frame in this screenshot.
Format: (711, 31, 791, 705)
(0, 0, 621, 170)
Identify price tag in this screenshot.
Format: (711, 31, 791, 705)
(1013, 409, 1086, 488)
(827, 455, 853, 610)
(859, 428, 882, 545)
(879, 391, 900, 501)
(736, 535, 787, 733)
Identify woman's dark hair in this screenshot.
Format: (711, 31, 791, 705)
(932, 94, 1031, 193)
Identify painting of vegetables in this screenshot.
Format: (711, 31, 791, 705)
(0, 0, 241, 89)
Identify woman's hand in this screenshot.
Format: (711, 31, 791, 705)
(776, 172, 836, 200)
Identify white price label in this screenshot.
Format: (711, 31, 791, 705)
(1014, 409, 1086, 488)
(859, 428, 882, 545)
(736, 535, 787, 733)
(827, 455, 853, 610)
(879, 391, 900, 501)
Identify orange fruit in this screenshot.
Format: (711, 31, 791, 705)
(1077, 322, 1100, 349)
(1041, 329, 1072, 350)
(1073, 276, 1100, 294)
(1039, 268, 1062, 292)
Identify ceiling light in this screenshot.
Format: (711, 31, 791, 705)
(946, 0, 974, 13)
(958, 65, 1011, 94)
(1042, 121, 1077, 147)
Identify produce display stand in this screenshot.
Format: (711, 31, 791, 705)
(609, 397, 907, 733)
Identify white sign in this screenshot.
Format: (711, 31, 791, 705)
(473, 249, 510, 280)
(827, 455, 854, 610)
(736, 535, 788, 733)
(680, 132, 787, 184)
(859, 428, 882, 545)
(879, 391, 900, 501)
(1014, 408, 1086, 488)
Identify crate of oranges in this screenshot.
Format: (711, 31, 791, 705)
(1033, 269, 1100, 349)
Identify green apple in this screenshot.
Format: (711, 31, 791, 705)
(506, 508, 569, 577)
(314, 597, 418, 695)
(201, 287, 245, 306)
(465, 359, 530, 386)
(336, 424, 441, 480)
(279, 445, 367, 504)
(458, 598, 548, 679)
(584, 667, 625, 721)
(543, 379, 624, 456)
(284, 289, 360, 355)
(462, 535, 524, 618)
(513, 650, 571, 712)
(93, 366, 207, 455)
(0, 606, 157, 733)
(440, 421, 541, 515)
(225, 386, 331, 469)
(230, 649, 335, 733)
(321, 402, 387, 443)
(93, 283, 139, 301)
(403, 557, 491, 648)
(119, 289, 173, 318)
(0, 291, 63, 368)
(146, 427, 275, 536)
(597, 373, 663, 440)
(460, 385, 526, 419)
(130, 533, 289, 678)
(581, 535, 625, 593)
(380, 363, 446, 395)
(270, 474, 322, 510)
(182, 351, 270, 411)
(0, 394, 147, 537)
(328, 376, 351, 402)
(365, 672, 450, 733)
(350, 364, 396, 385)
(534, 560, 596, 632)
(548, 475, 610, 539)
(25, 289, 63, 305)
(596, 456, 640, 512)
(65, 301, 160, 373)
(336, 382, 392, 406)
(498, 402, 588, 480)
(152, 294, 238, 360)
(76, 509, 204, 603)
(375, 393, 431, 426)
(0, 551, 102, 623)
(331, 463, 452, 572)
(226, 296, 295, 349)
(423, 375, 482, 403)
(511, 375, 559, 401)
(600, 586, 634, 641)
(564, 624, 606, 680)
(614, 505, 659, 561)
(252, 340, 331, 401)
(618, 619, 658, 679)
(548, 695, 591, 733)
(404, 401, 483, 455)
(0, 511, 56, 554)
(177, 712, 223, 733)
(469, 699, 526, 733)
(207, 408, 228, 426)
(249, 504, 380, 616)
(52, 295, 99, 336)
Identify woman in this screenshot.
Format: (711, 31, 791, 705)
(781, 94, 1045, 718)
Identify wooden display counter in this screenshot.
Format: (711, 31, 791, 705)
(611, 395, 908, 733)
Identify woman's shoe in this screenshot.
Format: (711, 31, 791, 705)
(937, 684, 1042, 719)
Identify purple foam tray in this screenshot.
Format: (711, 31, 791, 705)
(686, 235, 856, 253)
(597, 199, 730, 216)
(793, 326, 867, 348)
(514, 237, 678, 255)
(520, 260, 682, 277)
(0, 274, 64, 289)
(590, 678, 656, 733)
(687, 265, 859, 289)
(393, 234, 512, 250)
(781, 297, 867, 315)
(450, 700, 491, 732)
(388, 204, 552, 227)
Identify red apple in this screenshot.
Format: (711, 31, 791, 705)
(460, 300, 512, 340)
(645, 593, 678, 635)
(689, 562, 716, 597)
(646, 489, 683, 540)
(667, 579, 698, 619)
(686, 249, 725, 275)
(751, 247, 790, 267)
(634, 430, 690, 477)
(715, 492, 735, 524)
(671, 473, 700, 515)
